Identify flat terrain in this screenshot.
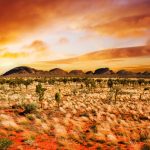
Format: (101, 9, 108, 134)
(0, 78, 150, 150)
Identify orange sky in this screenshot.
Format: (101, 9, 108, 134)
(0, 0, 150, 73)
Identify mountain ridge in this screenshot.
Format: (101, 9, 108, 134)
(2, 66, 150, 78)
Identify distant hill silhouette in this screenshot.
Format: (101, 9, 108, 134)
(69, 70, 85, 76)
(94, 68, 114, 75)
(86, 71, 93, 75)
(116, 70, 134, 75)
(3, 66, 38, 76)
(1, 66, 150, 78)
(49, 68, 68, 76)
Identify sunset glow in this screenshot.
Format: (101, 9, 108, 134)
(0, 0, 150, 73)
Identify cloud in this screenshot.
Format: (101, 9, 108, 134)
(36, 46, 150, 66)
(0, 36, 16, 45)
(0, 0, 149, 46)
(0, 48, 7, 54)
(58, 37, 69, 44)
(22, 40, 56, 62)
(0, 0, 149, 74)
(0, 0, 59, 45)
(80, 46, 150, 60)
(88, 14, 150, 38)
(28, 46, 150, 73)
(146, 38, 150, 47)
(77, 0, 150, 38)
(25, 40, 48, 52)
(0, 52, 28, 59)
(0, 0, 100, 45)
(123, 65, 150, 72)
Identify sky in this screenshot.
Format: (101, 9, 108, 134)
(0, 0, 150, 73)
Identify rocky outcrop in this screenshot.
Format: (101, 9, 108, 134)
(86, 71, 93, 75)
(49, 68, 68, 76)
(116, 70, 134, 75)
(94, 68, 114, 75)
(3, 66, 38, 76)
(69, 70, 85, 76)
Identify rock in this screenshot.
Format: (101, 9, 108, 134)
(69, 70, 85, 76)
(94, 68, 114, 75)
(49, 68, 68, 76)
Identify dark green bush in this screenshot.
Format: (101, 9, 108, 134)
(24, 103, 37, 114)
(141, 144, 150, 150)
(107, 79, 113, 89)
(55, 92, 61, 108)
(0, 138, 12, 150)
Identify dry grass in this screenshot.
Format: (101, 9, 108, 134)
(0, 77, 149, 149)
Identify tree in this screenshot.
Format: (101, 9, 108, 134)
(62, 78, 68, 85)
(9, 79, 17, 92)
(48, 79, 55, 85)
(23, 79, 33, 90)
(84, 78, 90, 88)
(90, 79, 96, 90)
(36, 83, 47, 108)
(96, 79, 102, 87)
(55, 91, 61, 108)
(0, 79, 6, 86)
(114, 87, 120, 104)
(138, 79, 145, 86)
(107, 79, 113, 89)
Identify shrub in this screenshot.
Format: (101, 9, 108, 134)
(114, 87, 120, 103)
(90, 125, 97, 133)
(96, 146, 102, 150)
(26, 114, 35, 120)
(90, 79, 96, 89)
(138, 79, 145, 86)
(36, 83, 47, 108)
(107, 79, 113, 89)
(144, 87, 149, 91)
(48, 79, 55, 85)
(62, 78, 68, 84)
(0, 138, 12, 150)
(73, 89, 77, 95)
(23, 79, 33, 90)
(55, 92, 61, 108)
(24, 103, 37, 114)
(141, 144, 150, 150)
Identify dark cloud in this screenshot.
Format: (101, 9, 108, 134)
(0, 0, 149, 45)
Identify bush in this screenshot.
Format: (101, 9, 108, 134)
(48, 79, 55, 85)
(144, 87, 149, 91)
(141, 144, 150, 150)
(24, 103, 37, 114)
(107, 79, 113, 89)
(0, 138, 12, 150)
(55, 92, 61, 102)
(96, 146, 102, 150)
(55, 92, 61, 108)
(36, 83, 47, 108)
(26, 114, 35, 120)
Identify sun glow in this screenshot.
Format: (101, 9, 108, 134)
(0, 0, 149, 74)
